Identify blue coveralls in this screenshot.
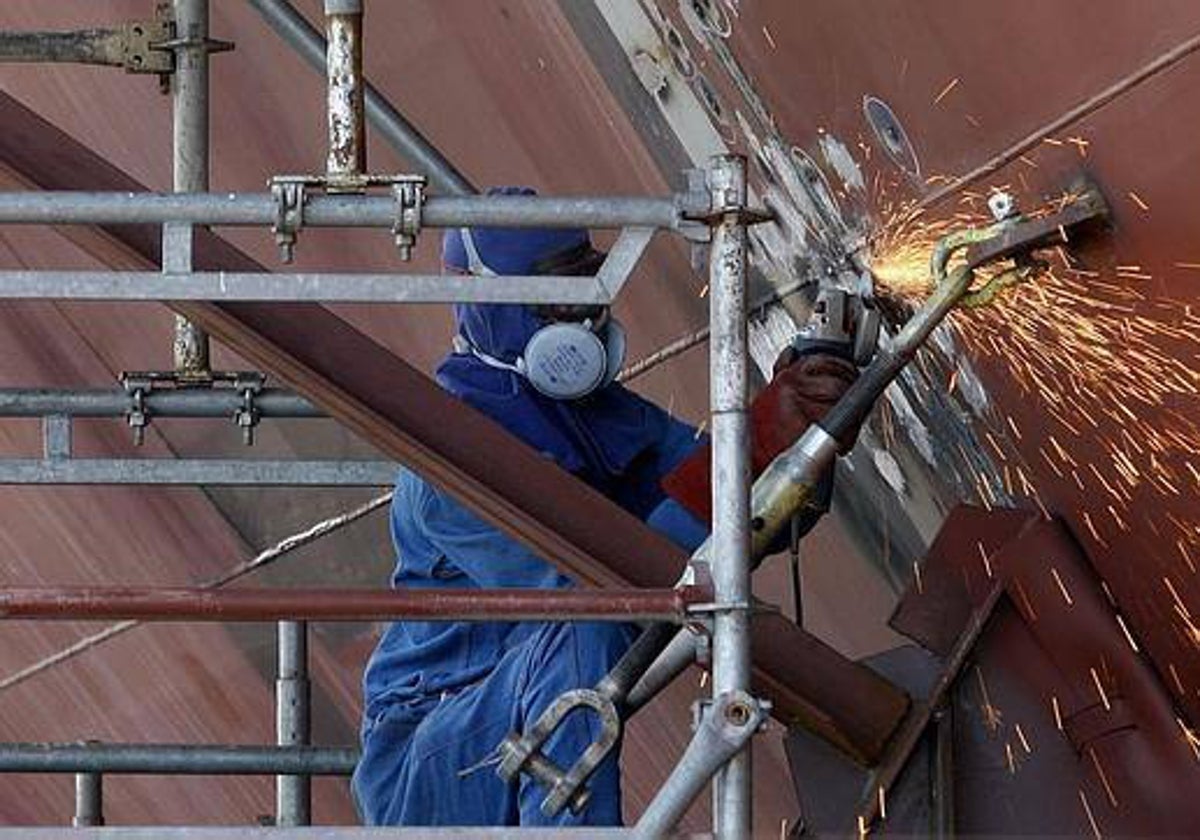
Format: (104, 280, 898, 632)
(353, 287, 708, 826)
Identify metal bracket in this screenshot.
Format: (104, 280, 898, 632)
(271, 179, 308, 264)
(233, 374, 265, 446)
(0, 5, 232, 94)
(390, 177, 426, 261)
(122, 376, 151, 447)
(120, 370, 268, 447)
(269, 173, 429, 263)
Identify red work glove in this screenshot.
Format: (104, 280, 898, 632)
(660, 352, 859, 525)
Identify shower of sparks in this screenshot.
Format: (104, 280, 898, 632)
(1089, 749, 1119, 808)
(976, 666, 1003, 732)
(1051, 567, 1074, 606)
(1115, 613, 1141, 652)
(868, 169, 1200, 688)
(1179, 717, 1200, 761)
(933, 77, 960, 104)
(1090, 667, 1112, 710)
(1015, 722, 1033, 754)
(1079, 788, 1103, 839)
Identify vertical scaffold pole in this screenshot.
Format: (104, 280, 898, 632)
(707, 154, 752, 838)
(72, 771, 103, 827)
(276, 620, 311, 825)
(170, 0, 211, 377)
(324, 0, 366, 184)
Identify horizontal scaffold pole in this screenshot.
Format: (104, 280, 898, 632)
(0, 585, 707, 623)
(0, 743, 357, 776)
(0, 192, 687, 230)
(0, 271, 609, 304)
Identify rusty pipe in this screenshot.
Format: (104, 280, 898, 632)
(0, 585, 706, 623)
(324, 0, 365, 186)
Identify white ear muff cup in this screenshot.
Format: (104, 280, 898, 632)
(599, 317, 627, 389)
(522, 322, 609, 400)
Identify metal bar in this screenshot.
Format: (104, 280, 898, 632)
(0, 387, 322, 417)
(707, 154, 752, 839)
(276, 621, 310, 826)
(323, 1, 365, 182)
(0, 459, 395, 486)
(594, 226, 655, 298)
(41, 414, 72, 459)
(170, 0, 211, 376)
(0, 192, 684, 230)
(931, 704, 955, 839)
(0, 830, 649, 839)
(0, 29, 125, 68)
(0, 586, 705, 623)
(72, 772, 103, 827)
(0, 743, 356, 776)
(0, 270, 608, 304)
(247, 0, 475, 195)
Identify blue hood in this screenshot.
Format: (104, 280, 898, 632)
(436, 198, 669, 497)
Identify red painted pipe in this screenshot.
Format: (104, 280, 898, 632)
(0, 585, 707, 623)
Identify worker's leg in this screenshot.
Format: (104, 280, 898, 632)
(353, 671, 520, 826)
(514, 620, 638, 826)
(353, 621, 634, 826)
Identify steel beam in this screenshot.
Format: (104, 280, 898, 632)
(0, 459, 395, 486)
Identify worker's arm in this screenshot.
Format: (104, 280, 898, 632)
(660, 353, 859, 526)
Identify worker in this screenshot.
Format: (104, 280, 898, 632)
(352, 187, 858, 827)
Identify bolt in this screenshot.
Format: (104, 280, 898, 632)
(987, 191, 1017, 222)
(725, 700, 753, 727)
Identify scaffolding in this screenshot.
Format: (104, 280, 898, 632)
(0, 1, 764, 836)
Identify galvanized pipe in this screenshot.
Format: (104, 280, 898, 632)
(323, 0, 365, 183)
(706, 154, 752, 839)
(247, 0, 475, 195)
(0, 387, 321, 418)
(170, 0, 211, 376)
(0, 586, 703, 623)
(72, 772, 103, 827)
(276, 621, 311, 826)
(0, 270, 609, 304)
(0, 192, 683, 230)
(633, 691, 767, 838)
(0, 743, 356, 776)
(0, 459, 395, 487)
